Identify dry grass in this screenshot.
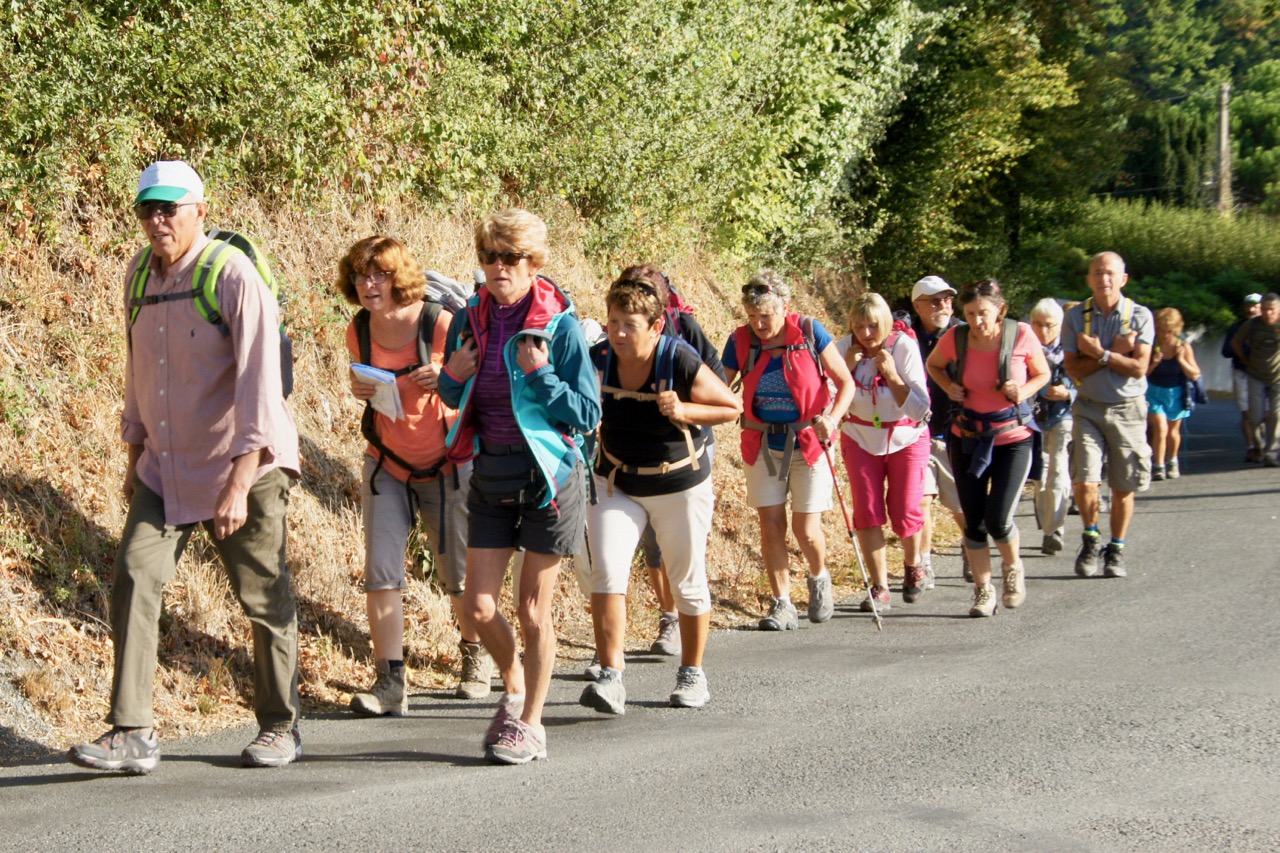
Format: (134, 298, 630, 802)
(0, 194, 959, 753)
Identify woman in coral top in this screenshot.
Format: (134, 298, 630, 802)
(926, 279, 1049, 617)
(339, 236, 490, 718)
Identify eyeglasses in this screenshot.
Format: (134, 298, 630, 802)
(913, 295, 953, 307)
(133, 201, 199, 220)
(351, 270, 393, 286)
(478, 249, 530, 266)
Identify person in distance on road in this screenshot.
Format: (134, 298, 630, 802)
(722, 270, 854, 632)
(1028, 298, 1076, 556)
(1221, 294, 1263, 463)
(1145, 307, 1201, 481)
(1231, 292, 1280, 467)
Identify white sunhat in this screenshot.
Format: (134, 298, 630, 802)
(911, 275, 956, 301)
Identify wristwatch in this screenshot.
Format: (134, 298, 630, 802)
(1098, 350, 1111, 366)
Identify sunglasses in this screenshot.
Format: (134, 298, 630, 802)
(478, 249, 531, 266)
(351, 270, 393, 286)
(612, 278, 659, 298)
(133, 201, 199, 220)
(742, 283, 776, 296)
(913, 295, 953, 307)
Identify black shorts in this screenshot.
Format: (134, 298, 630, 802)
(467, 454, 586, 557)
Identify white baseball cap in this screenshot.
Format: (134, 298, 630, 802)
(1244, 292, 1263, 304)
(912, 275, 956, 301)
(135, 160, 205, 205)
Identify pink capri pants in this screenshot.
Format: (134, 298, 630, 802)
(840, 431, 929, 537)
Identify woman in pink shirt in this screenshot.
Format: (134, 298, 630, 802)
(926, 280, 1049, 617)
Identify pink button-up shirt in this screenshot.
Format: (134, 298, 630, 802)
(121, 233, 300, 526)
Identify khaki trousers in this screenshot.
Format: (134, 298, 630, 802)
(107, 469, 299, 732)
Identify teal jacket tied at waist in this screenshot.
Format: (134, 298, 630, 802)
(439, 275, 600, 509)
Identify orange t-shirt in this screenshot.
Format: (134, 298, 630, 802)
(345, 307, 454, 480)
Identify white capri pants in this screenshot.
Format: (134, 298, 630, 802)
(587, 474, 715, 616)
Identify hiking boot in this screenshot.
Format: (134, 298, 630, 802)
(1075, 535, 1101, 578)
(484, 693, 525, 747)
(1102, 543, 1128, 578)
(485, 719, 547, 765)
(579, 667, 626, 715)
(1166, 458, 1180, 479)
(455, 640, 494, 700)
(669, 666, 710, 709)
(350, 660, 407, 717)
(859, 585, 891, 613)
(649, 613, 682, 656)
(1151, 464, 1165, 481)
(969, 583, 998, 618)
(68, 728, 160, 775)
(962, 549, 973, 583)
(1040, 530, 1064, 555)
(758, 598, 799, 631)
(902, 565, 927, 603)
(806, 571, 834, 623)
(582, 653, 603, 682)
(241, 727, 302, 768)
(1001, 563, 1026, 609)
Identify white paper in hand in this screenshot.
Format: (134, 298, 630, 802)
(351, 363, 404, 421)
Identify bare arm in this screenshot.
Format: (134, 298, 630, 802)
(658, 365, 742, 427)
(814, 341, 855, 443)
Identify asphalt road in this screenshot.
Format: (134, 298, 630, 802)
(2, 399, 1277, 852)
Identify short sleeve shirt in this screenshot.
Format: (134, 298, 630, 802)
(1061, 297, 1154, 403)
(722, 319, 835, 450)
(934, 322, 1040, 446)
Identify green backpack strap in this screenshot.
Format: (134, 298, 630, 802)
(191, 239, 240, 336)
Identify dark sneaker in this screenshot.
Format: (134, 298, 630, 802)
(1151, 464, 1166, 481)
(758, 598, 799, 631)
(351, 660, 407, 716)
(68, 728, 160, 775)
(484, 693, 525, 747)
(969, 582, 998, 617)
(241, 727, 302, 768)
(1041, 530, 1064, 555)
(649, 613, 681, 656)
(1102, 544, 1128, 578)
(455, 640, 495, 700)
(1075, 535, 1101, 578)
(859, 585, 891, 613)
(579, 667, 626, 715)
(962, 548, 974, 583)
(902, 565, 927, 603)
(669, 666, 710, 709)
(1246, 447, 1262, 463)
(806, 571, 834, 623)
(485, 719, 547, 765)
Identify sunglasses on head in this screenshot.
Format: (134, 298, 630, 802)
(133, 201, 198, 220)
(742, 283, 776, 296)
(478, 249, 531, 266)
(612, 278, 659, 298)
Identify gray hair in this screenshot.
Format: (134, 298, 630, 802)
(741, 268, 791, 313)
(1029, 298, 1064, 323)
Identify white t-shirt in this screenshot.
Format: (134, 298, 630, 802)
(835, 332, 931, 456)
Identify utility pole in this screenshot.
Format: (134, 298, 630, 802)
(1217, 82, 1232, 216)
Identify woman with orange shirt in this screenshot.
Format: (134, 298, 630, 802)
(338, 236, 491, 717)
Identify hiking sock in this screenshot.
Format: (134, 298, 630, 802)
(1108, 539, 1124, 549)
(387, 660, 404, 674)
(661, 610, 678, 621)
(1084, 526, 1100, 538)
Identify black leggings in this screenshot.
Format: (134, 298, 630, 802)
(947, 436, 1034, 549)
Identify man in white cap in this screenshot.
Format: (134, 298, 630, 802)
(909, 275, 969, 587)
(69, 161, 303, 773)
(1222, 293, 1264, 462)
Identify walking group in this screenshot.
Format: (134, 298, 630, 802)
(66, 160, 1278, 774)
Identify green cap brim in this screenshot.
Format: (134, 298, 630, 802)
(134, 185, 191, 204)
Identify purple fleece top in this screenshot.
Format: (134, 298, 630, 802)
(475, 290, 533, 445)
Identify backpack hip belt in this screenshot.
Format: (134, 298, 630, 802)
(740, 414, 811, 480)
(598, 442, 707, 498)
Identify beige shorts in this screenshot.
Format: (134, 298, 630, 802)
(744, 446, 834, 513)
(922, 437, 962, 513)
(362, 456, 471, 594)
(1071, 397, 1151, 494)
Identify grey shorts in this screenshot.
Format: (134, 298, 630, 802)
(922, 438, 962, 513)
(1071, 397, 1151, 494)
(361, 456, 470, 595)
(467, 456, 586, 557)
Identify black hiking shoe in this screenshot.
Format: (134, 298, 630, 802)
(1075, 535, 1101, 578)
